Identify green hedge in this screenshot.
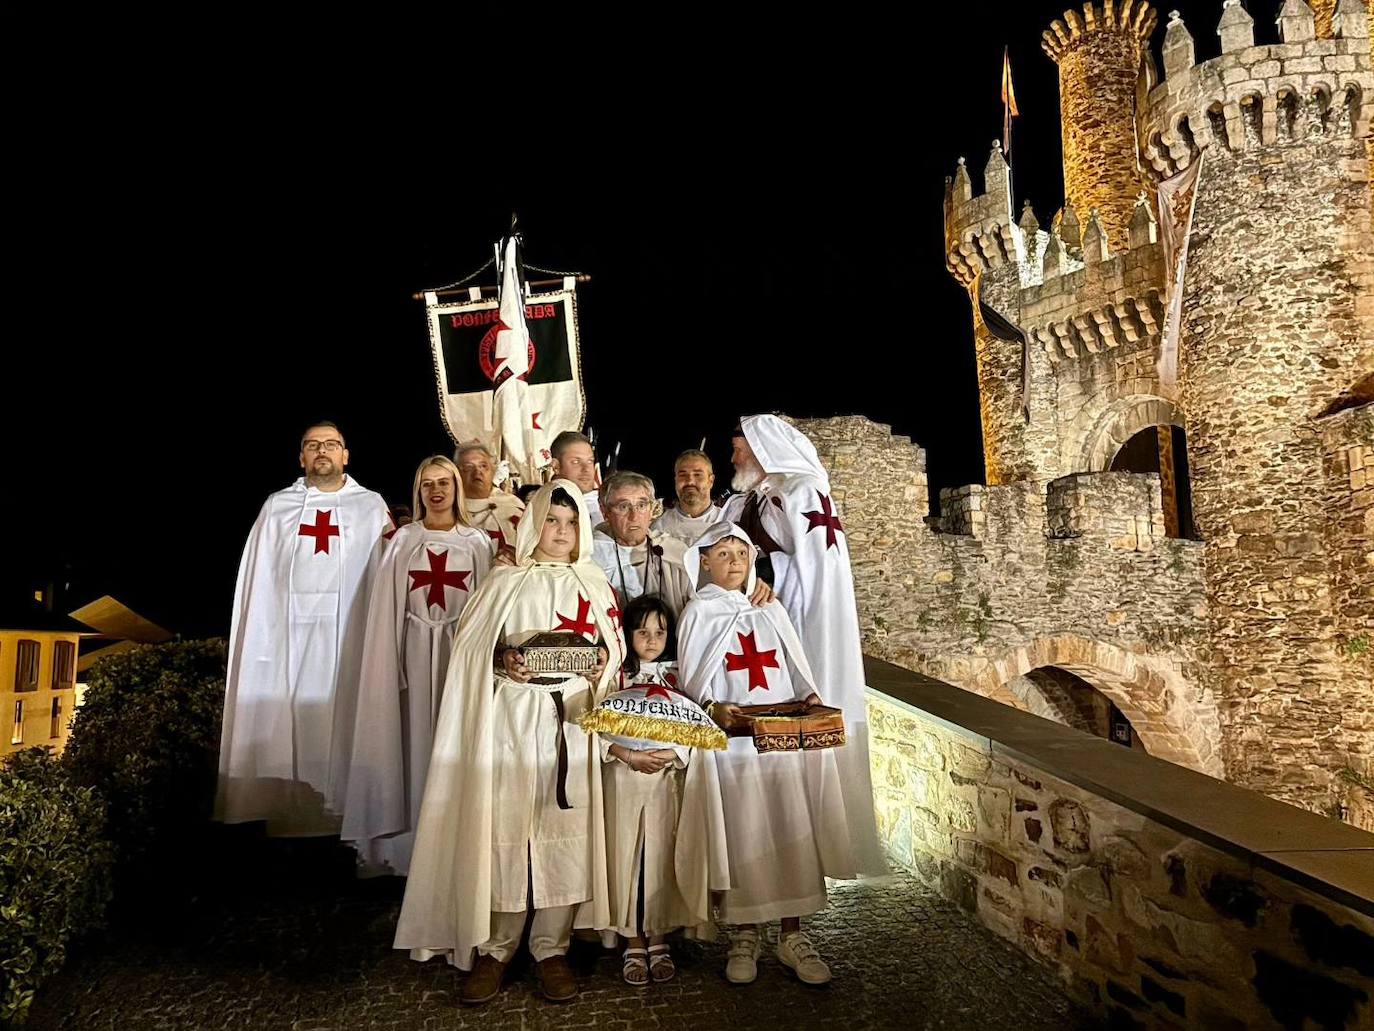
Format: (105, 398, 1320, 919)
(62, 638, 228, 874)
(0, 747, 112, 1026)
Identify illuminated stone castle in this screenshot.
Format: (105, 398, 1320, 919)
(797, 0, 1372, 826)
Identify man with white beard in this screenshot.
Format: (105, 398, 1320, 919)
(720, 416, 886, 878)
(651, 449, 723, 545)
(549, 430, 602, 527)
(455, 442, 524, 549)
(216, 421, 392, 836)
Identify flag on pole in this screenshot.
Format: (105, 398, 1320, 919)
(492, 234, 537, 478)
(1001, 47, 1019, 156)
(1156, 154, 1205, 394)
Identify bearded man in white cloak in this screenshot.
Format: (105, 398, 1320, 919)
(394, 480, 624, 1006)
(216, 421, 391, 836)
(455, 441, 524, 550)
(339, 455, 495, 875)
(651, 449, 724, 544)
(721, 415, 886, 878)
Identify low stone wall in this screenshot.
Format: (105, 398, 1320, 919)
(865, 657, 1374, 1030)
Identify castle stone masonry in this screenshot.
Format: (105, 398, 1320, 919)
(804, 0, 1372, 827)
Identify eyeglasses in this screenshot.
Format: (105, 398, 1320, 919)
(302, 440, 344, 453)
(608, 499, 653, 515)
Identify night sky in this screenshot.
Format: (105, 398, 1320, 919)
(4, 2, 1285, 637)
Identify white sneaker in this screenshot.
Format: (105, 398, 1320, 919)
(725, 928, 762, 984)
(777, 931, 831, 985)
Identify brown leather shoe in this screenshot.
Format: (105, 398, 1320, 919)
(535, 955, 579, 1002)
(460, 953, 508, 1005)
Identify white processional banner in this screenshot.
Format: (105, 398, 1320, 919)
(425, 287, 585, 473)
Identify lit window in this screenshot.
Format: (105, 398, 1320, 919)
(15, 640, 39, 693)
(50, 697, 62, 739)
(10, 700, 22, 746)
(52, 641, 75, 691)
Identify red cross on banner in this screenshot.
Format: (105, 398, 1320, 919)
(299, 510, 340, 554)
(724, 630, 780, 692)
(644, 683, 674, 700)
(408, 549, 472, 611)
(802, 491, 844, 550)
(553, 594, 597, 640)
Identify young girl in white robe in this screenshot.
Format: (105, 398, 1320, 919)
(678, 521, 858, 987)
(603, 593, 691, 985)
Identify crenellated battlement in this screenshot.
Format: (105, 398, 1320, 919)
(1021, 196, 1166, 365)
(1041, 0, 1158, 62)
(929, 471, 1169, 553)
(1139, 2, 1371, 179)
(943, 144, 1022, 286)
(945, 141, 1168, 366)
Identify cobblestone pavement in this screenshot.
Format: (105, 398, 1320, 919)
(28, 837, 1095, 1031)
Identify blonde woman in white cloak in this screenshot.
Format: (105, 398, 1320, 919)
(393, 481, 624, 1007)
(339, 456, 495, 875)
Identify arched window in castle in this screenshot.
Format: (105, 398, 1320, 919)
(1339, 84, 1363, 139)
(1109, 425, 1196, 540)
(1305, 86, 1331, 137)
(1240, 94, 1262, 148)
(1276, 88, 1300, 142)
(1206, 102, 1229, 150)
(1173, 114, 1196, 160)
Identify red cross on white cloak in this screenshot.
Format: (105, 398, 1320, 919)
(724, 631, 780, 692)
(553, 594, 598, 640)
(299, 510, 340, 554)
(606, 603, 622, 631)
(408, 549, 472, 611)
(802, 491, 844, 550)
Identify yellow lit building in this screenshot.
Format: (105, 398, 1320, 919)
(1, 628, 83, 757)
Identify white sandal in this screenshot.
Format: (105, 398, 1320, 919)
(647, 943, 676, 982)
(622, 947, 649, 986)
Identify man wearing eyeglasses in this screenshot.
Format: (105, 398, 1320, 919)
(590, 471, 695, 618)
(216, 421, 393, 837)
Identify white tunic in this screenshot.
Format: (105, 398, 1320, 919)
(489, 565, 607, 910)
(677, 577, 857, 924)
(341, 522, 495, 874)
(216, 476, 391, 836)
(652, 503, 724, 546)
(602, 662, 693, 938)
(465, 493, 525, 549)
(591, 528, 694, 618)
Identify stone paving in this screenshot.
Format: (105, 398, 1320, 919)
(27, 837, 1095, 1031)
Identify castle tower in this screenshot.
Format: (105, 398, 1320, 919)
(1042, 0, 1158, 252)
(1137, 2, 1374, 815)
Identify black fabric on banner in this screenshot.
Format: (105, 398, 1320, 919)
(438, 297, 574, 395)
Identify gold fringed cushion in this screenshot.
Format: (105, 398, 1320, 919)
(578, 686, 728, 751)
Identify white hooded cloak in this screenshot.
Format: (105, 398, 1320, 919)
(394, 480, 624, 969)
(721, 415, 886, 876)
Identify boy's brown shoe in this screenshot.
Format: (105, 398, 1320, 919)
(460, 954, 508, 1005)
(535, 955, 579, 1002)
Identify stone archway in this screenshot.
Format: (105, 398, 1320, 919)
(961, 634, 1223, 777)
(1080, 394, 1183, 472)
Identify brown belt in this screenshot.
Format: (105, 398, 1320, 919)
(504, 674, 580, 810)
